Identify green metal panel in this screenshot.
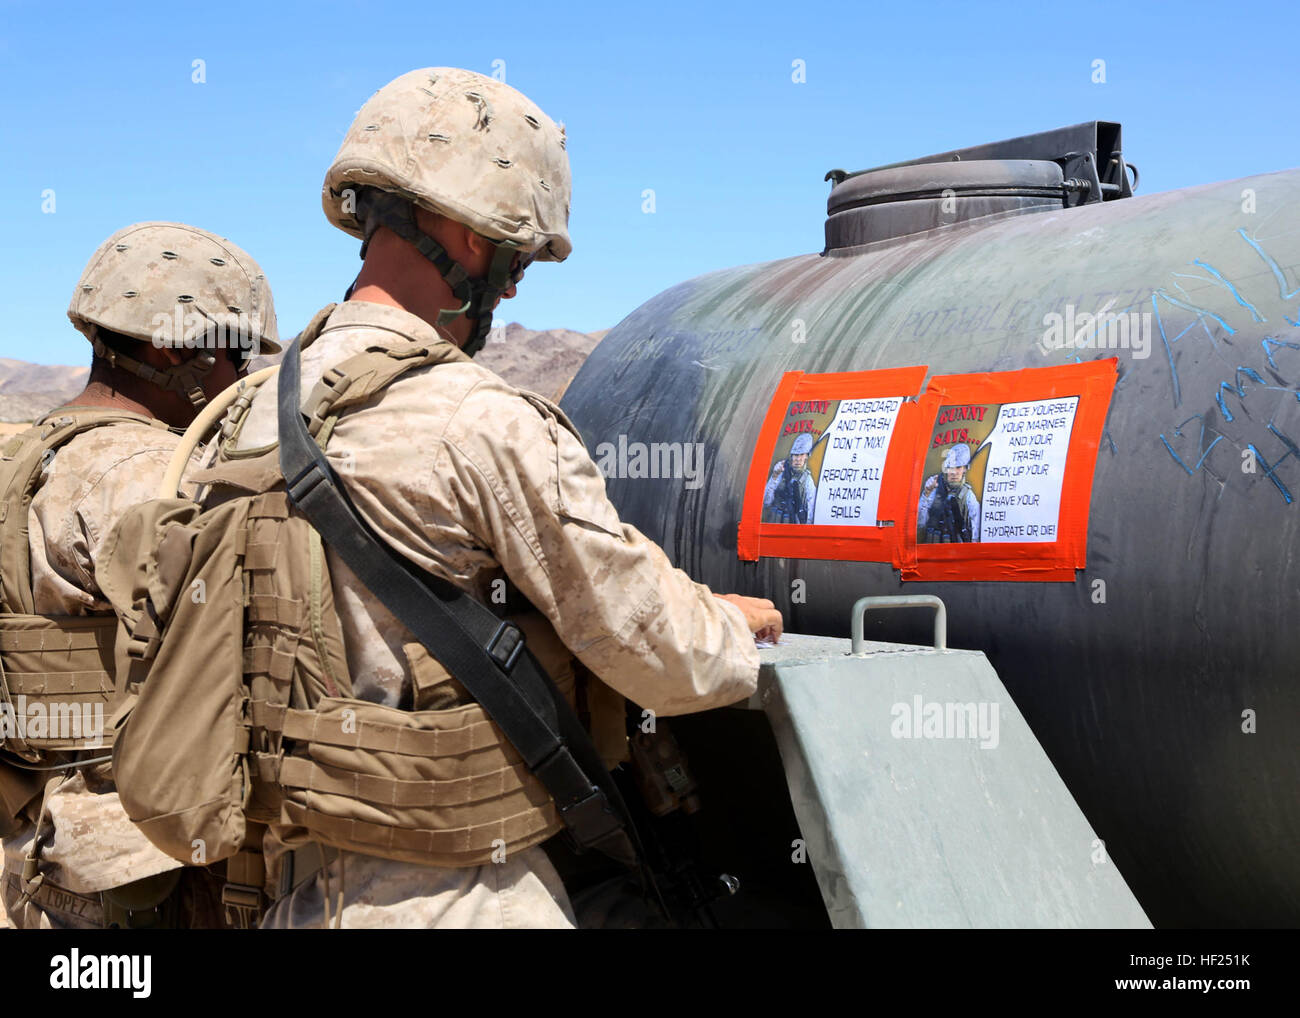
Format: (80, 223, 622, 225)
(752, 634, 1150, 928)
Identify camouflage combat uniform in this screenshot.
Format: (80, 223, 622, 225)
(763, 461, 816, 524)
(223, 299, 759, 929)
(917, 474, 981, 543)
(1, 420, 188, 929)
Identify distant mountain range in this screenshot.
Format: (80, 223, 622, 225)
(0, 358, 89, 422)
(475, 323, 608, 402)
(0, 324, 608, 422)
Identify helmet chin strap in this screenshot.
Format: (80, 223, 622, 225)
(355, 188, 519, 358)
(89, 326, 217, 409)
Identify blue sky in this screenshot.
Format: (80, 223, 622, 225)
(2, 0, 1296, 365)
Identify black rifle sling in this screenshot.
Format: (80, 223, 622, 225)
(276, 336, 640, 868)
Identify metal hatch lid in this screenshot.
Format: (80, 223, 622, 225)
(821, 121, 1137, 250)
(826, 158, 1067, 214)
(826, 120, 1136, 203)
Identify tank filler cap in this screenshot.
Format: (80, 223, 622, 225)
(823, 120, 1136, 252)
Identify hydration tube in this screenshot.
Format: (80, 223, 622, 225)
(157, 365, 280, 497)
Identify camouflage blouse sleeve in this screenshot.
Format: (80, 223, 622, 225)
(29, 427, 179, 613)
(438, 382, 759, 717)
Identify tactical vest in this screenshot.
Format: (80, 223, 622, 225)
(923, 478, 974, 543)
(103, 326, 622, 882)
(772, 461, 810, 524)
(0, 409, 170, 836)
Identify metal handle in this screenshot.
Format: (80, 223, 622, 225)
(850, 595, 947, 654)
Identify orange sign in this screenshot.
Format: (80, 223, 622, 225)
(737, 366, 927, 563)
(738, 360, 1118, 582)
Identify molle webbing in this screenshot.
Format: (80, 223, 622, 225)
(0, 615, 115, 754)
(299, 327, 469, 442)
(252, 697, 561, 867)
(187, 331, 563, 867)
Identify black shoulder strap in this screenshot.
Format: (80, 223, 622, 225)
(276, 335, 644, 870)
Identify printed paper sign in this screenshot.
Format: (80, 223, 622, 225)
(978, 397, 1078, 542)
(739, 365, 927, 564)
(738, 360, 1114, 578)
(917, 397, 1078, 544)
(762, 397, 905, 526)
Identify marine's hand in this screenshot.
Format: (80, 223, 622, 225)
(771, 461, 784, 477)
(713, 593, 783, 643)
(923, 475, 938, 496)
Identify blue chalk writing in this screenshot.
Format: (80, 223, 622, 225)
(1160, 414, 1223, 476)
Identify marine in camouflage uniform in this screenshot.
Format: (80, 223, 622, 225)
(763, 432, 817, 524)
(0, 222, 278, 929)
(918, 443, 981, 543)
(212, 68, 780, 929)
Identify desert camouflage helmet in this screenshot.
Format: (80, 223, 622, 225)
(322, 68, 572, 356)
(942, 443, 972, 469)
(68, 222, 279, 408)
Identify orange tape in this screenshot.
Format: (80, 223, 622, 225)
(737, 367, 928, 562)
(737, 359, 1118, 583)
(900, 359, 1118, 581)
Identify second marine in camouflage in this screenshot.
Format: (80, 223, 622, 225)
(0, 223, 277, 929)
